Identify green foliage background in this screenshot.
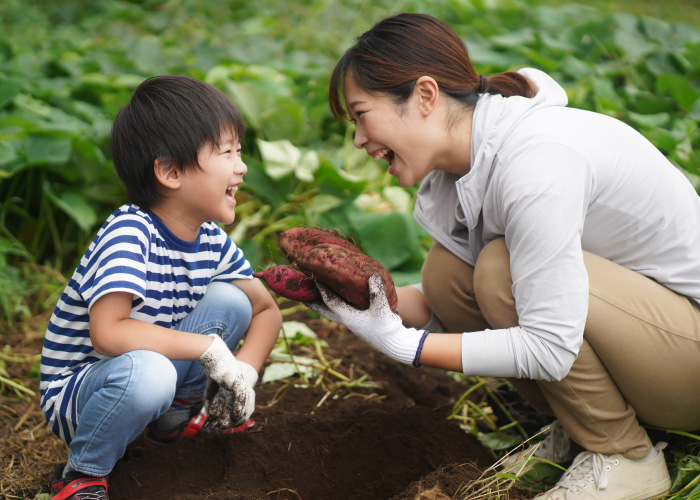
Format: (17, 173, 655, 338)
(1, 0, 699, 321)
(1, 1, 700, 496)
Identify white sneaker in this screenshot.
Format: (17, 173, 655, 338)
(500, 420, 579, 474)
(533, 442, 672, 500)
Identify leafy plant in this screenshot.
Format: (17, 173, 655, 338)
(1, 1, 699, 497)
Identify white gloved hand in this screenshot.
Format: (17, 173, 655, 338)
(308, 274, 429, 366)
(198, 335, 258, 427)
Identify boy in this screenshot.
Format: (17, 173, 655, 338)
(40, 75, 282, 500)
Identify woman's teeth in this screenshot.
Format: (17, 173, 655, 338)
(372, 148, 390, 162)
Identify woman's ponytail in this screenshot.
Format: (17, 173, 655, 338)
(479, 71, 536, 98)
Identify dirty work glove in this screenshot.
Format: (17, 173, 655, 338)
(198, 335, 258, 427)
(309, 274, 429, 367)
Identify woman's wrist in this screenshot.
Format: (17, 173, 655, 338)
(417, 333, 463, 372)
(395, 285, 432, 328)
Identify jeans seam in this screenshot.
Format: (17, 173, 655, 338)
(74, 363, 97, 422)
(191, 321, 230, 338)
(71, 355, 135, 476)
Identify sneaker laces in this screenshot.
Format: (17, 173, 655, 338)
(556, 451, 619, 493)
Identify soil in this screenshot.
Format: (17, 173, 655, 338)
(0, 313, 531, 500)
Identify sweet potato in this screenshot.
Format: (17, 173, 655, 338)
(253, 265, 320, 302)
(279, 227, 359, 262)
(294, 243, 398, 311)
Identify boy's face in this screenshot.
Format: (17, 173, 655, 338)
(180, 131, 247, 226)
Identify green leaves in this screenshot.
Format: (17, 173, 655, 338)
(257, 139, 319, 181)
(656, 74, 700, 112)
(0, 79, 22, 108)
(349, 212, 429, 285)
(670, 455, 700, 498)
(1, 0, 699, 310)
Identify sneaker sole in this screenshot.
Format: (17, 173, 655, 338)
(605, 477, 672, 500)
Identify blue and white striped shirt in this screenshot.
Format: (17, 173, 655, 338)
(40, 204, 252, 443)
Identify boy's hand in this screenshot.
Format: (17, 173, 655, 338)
(198, 335, 259, 426)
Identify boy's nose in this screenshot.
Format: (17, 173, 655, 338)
(235, 159, 248, 175)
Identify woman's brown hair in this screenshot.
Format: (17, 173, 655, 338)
(328, 13, 535, 120)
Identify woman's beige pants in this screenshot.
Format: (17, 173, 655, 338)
(422, 239, 700, 458)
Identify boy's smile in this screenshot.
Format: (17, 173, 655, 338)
(187, 133, 246, 225)
(151, 131, 247, 242)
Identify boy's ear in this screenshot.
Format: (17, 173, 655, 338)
(414, 76, 439, 116)
(154, 157, 181, 190)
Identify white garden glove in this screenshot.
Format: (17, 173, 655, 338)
(198, 335, 258, 427)
(309, 274, 430, 367)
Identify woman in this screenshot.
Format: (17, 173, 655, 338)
(312, 12, 700, 500)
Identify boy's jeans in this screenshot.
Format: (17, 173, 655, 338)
(66, 281, 252, 477)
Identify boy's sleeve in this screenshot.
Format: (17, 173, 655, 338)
(78, 216, 150, 312)
(211, 228, 253, 282)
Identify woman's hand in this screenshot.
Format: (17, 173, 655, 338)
(308, 274, 428, 366)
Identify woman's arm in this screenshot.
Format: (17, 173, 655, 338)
(418, 333, 463, 371)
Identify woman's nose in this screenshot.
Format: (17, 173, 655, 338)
(353, 126, 368, 149)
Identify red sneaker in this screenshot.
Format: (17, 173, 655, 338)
(144, 406, 255, 449)
(51, 464, 108, 499)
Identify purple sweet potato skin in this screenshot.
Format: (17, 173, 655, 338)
(279, 227, 358, 262)
(294, 243, 398, 311)
(254, 265, 320, 302)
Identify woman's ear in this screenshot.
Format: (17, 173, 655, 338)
(414, 76, 439, 116)
(154, 157, 181, 190)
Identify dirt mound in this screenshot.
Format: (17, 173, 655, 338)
(1, 315, 529, 500)
(108, 330, 500, 500)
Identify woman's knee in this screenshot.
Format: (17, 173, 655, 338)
(473, 238, 518, 329)
(421, 241, 491, 332)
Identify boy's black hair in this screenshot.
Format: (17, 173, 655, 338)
(111, 75, 246, 210)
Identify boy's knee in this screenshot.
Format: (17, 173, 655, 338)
(203, 281, 253, 325)
(474, 238, 517, 328)
(118, 351, 176, 412)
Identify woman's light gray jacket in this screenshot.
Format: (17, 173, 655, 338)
(414, 68, 700, 381)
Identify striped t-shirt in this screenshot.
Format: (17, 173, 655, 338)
(40, 204, 253, 444)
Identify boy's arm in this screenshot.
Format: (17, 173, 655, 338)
(91, 290, 260, 427)
(90, 292, 213, 359)
(230, 277, 283, 371)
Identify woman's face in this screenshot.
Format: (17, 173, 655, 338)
(343, 73, 436, 187)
